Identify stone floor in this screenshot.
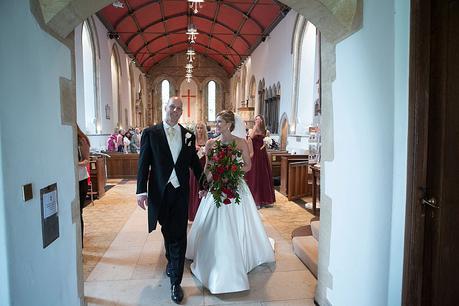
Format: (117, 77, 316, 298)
(83, 180, 317, 305)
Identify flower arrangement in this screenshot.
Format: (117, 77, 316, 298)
(205, 140, 245, 208)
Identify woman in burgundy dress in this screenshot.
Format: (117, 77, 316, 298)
(188, 122, 208, 221)
(245, 115, 276, 208)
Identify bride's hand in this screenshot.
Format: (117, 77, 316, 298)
(198, 190, 208, 198)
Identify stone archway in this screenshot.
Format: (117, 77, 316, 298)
(30, 1, 363, 305)
(279, 113, 289, 150)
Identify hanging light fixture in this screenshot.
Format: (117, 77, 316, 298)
(112, 0, 125, 8)
(186, 24, 199, 44)
(185, 72, 193, 83)
(185, 63, 193, 73)
(186, 48, 196, 62)
(188, 0, 204, 14)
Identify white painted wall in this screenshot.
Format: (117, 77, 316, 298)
(238, 12, 316, 153)
(388, 0, 410, 304)
(75, 16, 144, 150)
(322, 0, 409, 304)
(0, 1, 80, 305)
(0, 123, 10, 306)
(248, 11, 296, 129)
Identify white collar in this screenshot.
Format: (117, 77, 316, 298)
(163, 121, 179, 130)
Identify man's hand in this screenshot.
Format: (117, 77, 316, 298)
(137, 194, 148, 210)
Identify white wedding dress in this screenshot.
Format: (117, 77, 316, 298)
(186, 178, 275, 294)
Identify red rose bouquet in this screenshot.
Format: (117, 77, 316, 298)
(205, 140, 245, 208)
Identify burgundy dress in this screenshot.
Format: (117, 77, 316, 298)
(245, 134, 276, 207)
(188, 145, 206, 221)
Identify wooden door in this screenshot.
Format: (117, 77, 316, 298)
(403, 0, 459, 305)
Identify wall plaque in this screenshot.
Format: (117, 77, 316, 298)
(40, 183, 59, 248)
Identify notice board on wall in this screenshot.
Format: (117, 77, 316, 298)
(40, 183, 59, 248)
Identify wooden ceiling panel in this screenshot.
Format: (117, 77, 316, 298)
(163, 1, 188, 18)
(128, 34, 146, 54)
(250, 5, 282, 29)
(97, 0, 288, 74)
(135, 3, 162, 29)
(217, 5, 243, 30)
(164, 17, 187, 33)
(148, 36, 169, 53)
(232, 37, 249, 55)
(126, 0, 151, 11)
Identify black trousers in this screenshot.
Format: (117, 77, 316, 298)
(158, 183, 188, 286)
(79, 178, 89, 248)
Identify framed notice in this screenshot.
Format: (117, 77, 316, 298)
(40, 183, 59, 248)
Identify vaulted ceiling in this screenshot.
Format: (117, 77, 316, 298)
(97, 0, 290, 75)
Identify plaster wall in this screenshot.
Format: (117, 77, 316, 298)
(322, 0, 405, 304)
(387, 0, 410, 304)
(75, 16, 144, 149)
(248, 11, 296, 129)
(236, 11, 316, 153)
(0, 1, 80, 305)
(0, 123, 10, 306)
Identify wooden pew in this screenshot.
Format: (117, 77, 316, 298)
(279, 154, 309, 196)
(106, 152, 139, 179)
(287, 161, 312, 200)
(88, 155, 107, 198)
(266, 150, 288, 179)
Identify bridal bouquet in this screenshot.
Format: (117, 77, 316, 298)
(205, 140, 245, 208)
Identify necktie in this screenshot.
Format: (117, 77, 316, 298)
(168, 126, 176, 139)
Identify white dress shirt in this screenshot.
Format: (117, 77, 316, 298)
(163, 121, 182, 188)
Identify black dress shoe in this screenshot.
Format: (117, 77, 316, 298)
(166, 263, 173, 277)
(171, 284, 184, 304)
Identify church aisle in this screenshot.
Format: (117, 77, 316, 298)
(84, 180, 316, 306)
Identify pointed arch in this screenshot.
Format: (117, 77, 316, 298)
(78, 18, 100, 134)
(279, 113, 289, 150)
(256, 78, 265, 117)
(152, 75, 176, 123)
(201, 77, 225, 123)
(110, 44, 122, 128)
(248, 75, 257, 108)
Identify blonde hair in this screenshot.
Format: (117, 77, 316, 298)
(195, 122, 208, 143)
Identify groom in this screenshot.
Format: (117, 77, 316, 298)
(136, 96, 203, 304)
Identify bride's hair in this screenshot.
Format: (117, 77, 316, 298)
(216, 110, 235, 131)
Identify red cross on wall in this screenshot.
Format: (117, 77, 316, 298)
(181, 89, 196, 118)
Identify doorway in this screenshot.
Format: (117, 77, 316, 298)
(403, 0, 459, 304)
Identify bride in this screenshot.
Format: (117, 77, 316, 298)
(186, 110, 275, 294)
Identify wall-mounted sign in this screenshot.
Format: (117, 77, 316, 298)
(40, 183, 59, 248)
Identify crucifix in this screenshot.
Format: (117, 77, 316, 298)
(181, 89, 196, 118)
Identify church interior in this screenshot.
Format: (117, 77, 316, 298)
(0, 0, 419, 306)
(78, 1, 323, 304)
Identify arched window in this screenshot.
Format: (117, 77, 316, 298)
(161, 79, 170, 120)
(291, 14, 320, 134)
(297, 22, 317, 133)
(81, 20, 97, 133)
(207, 81, 216, 121)
(111, 46, 120, 127)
